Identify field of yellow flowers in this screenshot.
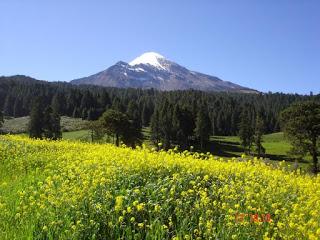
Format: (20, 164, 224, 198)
(0, 135, 319, 240)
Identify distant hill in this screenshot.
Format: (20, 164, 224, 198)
(71, 52, 257, 93)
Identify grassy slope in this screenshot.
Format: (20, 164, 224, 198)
(1, 116, 88, 134)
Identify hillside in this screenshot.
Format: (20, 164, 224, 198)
(1, 136, 319, 239)
(1, 116, 88, 134)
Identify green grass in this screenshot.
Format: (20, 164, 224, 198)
(211, 132, 311, 171)
(62, 130, 91, 141)
(211, 132, 292, 158)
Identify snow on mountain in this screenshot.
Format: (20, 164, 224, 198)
(71, 52, 257, 93)
(129, 52, 167, 70)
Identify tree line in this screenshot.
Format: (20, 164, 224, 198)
(1, 75, 317, 134)
(0, 76, 319, 173)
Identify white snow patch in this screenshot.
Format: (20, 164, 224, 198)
(129, 52, 167, 70)
(124, 72, 128, 76)
(135, 67, 145, 72)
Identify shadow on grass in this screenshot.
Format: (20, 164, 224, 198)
(208, 139, 242, 158)
(208, 137, 309, 164)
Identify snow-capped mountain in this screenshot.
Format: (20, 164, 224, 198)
(71, 52, 257, 93)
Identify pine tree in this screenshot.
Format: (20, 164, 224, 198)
(141, 102, 152, 127)
(29, 99, 44, 139)
(127, 100, 141, 127)
(194, 107, 211, 150)
(0, 110, 3, 129)
(43, 107, 54, 139)
(158, 100, 174, 149)
(98, 91, 110, 109)
(43, 106, 62, 140)
(51, 93, 62, 114)
(13, 98, 22, 117)
(50, 110, 62, 140)
(150, 108, 161, 146)
(254, 115, 265, 157)
(3, 94, 14, 116)
(81, 108, 88, 120)
(239, 110, 254, 154)
(72, 107, 80, 118)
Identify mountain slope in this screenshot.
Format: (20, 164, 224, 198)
(71, 52, 257, 93)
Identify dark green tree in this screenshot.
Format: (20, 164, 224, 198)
(280, 101, 320, 173)
(239, 109, 254, 154)
(43, 106, 62, 140)
(43, 107, 54, 139)
(29, 99, 44, 139)
(254, 115, 265, 157)
(0, 110, 3, 129)
(99, 109, 142, 147)
(126, 100, 141, 127)
(158, 100, 174, 149)
(87, 120, 105, 142)
(150, 108, 161, 146)
(3, 94, 14, 116)
(194, 107, 211, 150)
(122, 120, 143, 148)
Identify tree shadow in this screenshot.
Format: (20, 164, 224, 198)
(207, 137, 243, 158)
(208, 137, 310, 164)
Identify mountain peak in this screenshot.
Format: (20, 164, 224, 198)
(129, 52, 167, 70)
(71, 53, 257, 93)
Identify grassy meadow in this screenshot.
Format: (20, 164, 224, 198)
(0, 135, 319, 239)
(1, 116, 310, 170)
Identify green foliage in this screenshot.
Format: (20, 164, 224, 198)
(43, 106, 62, 140)
(280, 101, 320, 173)
(150, 108, 161, 146)
(239, 109, 254, 153)
(99, 109, 142, 147)
(29, 98, 44, 139)
(194, 106, 211, 150)
(0, 110, 3, 129)
(87, 120, 105, 142)
(254, 115, 265, 157)
(29, 99, 62, 140)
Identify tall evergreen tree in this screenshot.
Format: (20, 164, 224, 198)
(29, 99, 44, 139)
(141, 101, 153, 127)
(3, 94, 14, 116)
(50, 110, 62, 140)
(239, 109, 254, 154)
(13, 98, 23, 117)
(254, 115, 265, 157)
(98, 91, 111, 109)
(0, 110, 3, 129)
(43, 106, 62, 140)
(43, 106, 54, 139)
(51, 93, 63, 114)
(126, 100, 141, 127)
(158, 100, 174, 149)
(194, 107, 211, 150)
(150, 108, 161, 146)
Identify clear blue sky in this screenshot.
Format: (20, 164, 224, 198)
(1, 0, 319, 94)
